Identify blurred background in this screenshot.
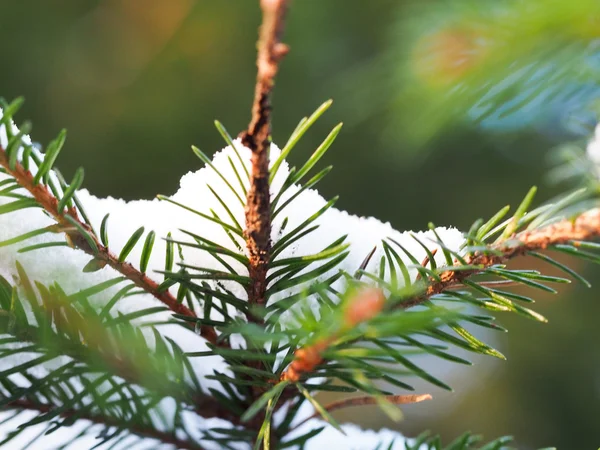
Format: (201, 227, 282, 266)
(1, 0, 599, 448)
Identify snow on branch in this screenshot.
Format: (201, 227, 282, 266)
(402, 207, 600, 310)
(0, 117, 219, 345)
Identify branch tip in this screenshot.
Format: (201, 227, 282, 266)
(404, 208, 600, 309)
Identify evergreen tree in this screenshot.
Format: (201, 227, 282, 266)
(0, 1, 598, 449)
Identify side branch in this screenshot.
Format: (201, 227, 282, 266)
(281, 288, 385, 382)
(280, 209, 600, 382)
(404, 208, 600, 309)
(4, 322, 238, 424)
(5, 399, 206, 450)
(241, 0, 289, 309)
(0, 147, 218, 345)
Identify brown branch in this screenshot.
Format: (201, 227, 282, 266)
(0, 147, 219, 346)
(5, 399, 206, 450)
(401, 208, 600, 309)
(280, 209, 600, 383)
(291, 393, 432, 431)
(241, 0, 289, 311)
(4, 302, 237, 425)
(281, 288, 385, 382)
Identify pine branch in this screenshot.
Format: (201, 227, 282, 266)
(241, 0, 289, 311)
(0, 146, 218, 345)
(6, 399, 206, 450)
(404, 208, 600, 309)
(0, 285, 237, 425)
(280, 288, 385, 382)
(276, 208, 600, 387)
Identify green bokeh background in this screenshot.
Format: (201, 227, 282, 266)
(1, 1, 598, 448)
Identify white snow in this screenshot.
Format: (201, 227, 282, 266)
(0, 106, 465, 449)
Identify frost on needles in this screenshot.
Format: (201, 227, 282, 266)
(0, 96, 599, 450)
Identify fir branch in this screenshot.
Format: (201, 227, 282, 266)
(5, 399, 206, 450)
(0, 282, 237, 425)
(241, 0, 289, 311)
(280, 288, 385, 382)
(277, 208, 600, 388)
(404, 208, 600, 309)
(0, 146, 218, 345)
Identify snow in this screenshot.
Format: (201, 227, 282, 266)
(0, 106, 464, 449)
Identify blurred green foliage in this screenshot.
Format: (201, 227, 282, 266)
(343, 0, 600, 150)
(1, 0, 599, 448)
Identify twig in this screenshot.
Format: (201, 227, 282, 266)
(401, 208, 600, 309)
(0, 147, 219, 346)
(280, 209, 600, 382)
(291, 394, 432, 431)
(281, 288, 385, 382)
(4, 305, 237, 424)
(5, 399, 206, 450)
(241, 0, 289, 311)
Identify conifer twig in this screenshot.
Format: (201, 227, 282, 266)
(402, 208, 600, 309)
(241, 0, 289, 311)
(0, 146, 219, 345)
(280, 288, 385, 382)
(6, 399, 206, 450)
(280, 209, 600, 383)
(1, 259, 236, 424)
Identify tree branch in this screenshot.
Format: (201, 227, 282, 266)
(5, 399, 206, 450)
(402, 208, 600, 309)
(0, 147, 219, 346)
(241, 0, 289, 311)
(2, 317, 238, 425)
(279, 209, 600, 383)
(280, 288, 385, 382)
